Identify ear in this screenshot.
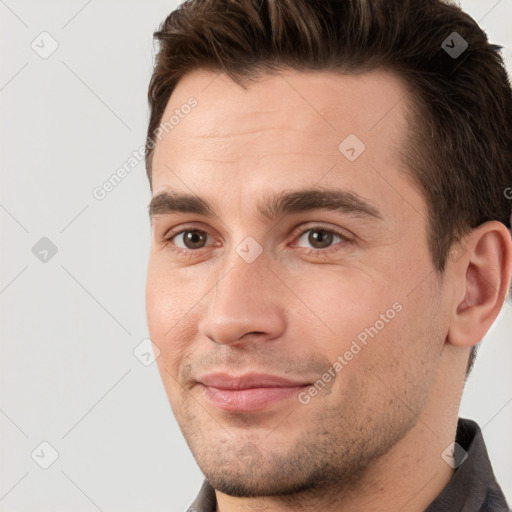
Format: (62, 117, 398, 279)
(447, 221, 512, 348)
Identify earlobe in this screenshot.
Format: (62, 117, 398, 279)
(447, 221, 512, 348)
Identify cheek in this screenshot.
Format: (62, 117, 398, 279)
(145, 265, 198, 374)
(288, 267, 402, 352)
(145, 270, 169, 340)
(146, 258, 191, 334)
(287, 267, 433, 397)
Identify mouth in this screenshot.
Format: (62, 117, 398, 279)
(196, 372, 312, 412)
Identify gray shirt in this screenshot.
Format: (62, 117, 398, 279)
(187, 418, 510, 512)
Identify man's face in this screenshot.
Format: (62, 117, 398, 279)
(146, 69, 450, 497)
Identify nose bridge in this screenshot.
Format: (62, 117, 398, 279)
(198, 244, 285, 346)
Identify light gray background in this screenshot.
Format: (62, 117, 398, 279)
(1, 1, 511, 510)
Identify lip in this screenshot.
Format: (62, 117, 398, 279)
(197, 372, 311, 412)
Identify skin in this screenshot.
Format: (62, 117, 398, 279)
(145, 68, 512, 512)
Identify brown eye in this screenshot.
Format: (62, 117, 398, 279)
(292, 225, 351, 255)
(173, 230, 209, 249)
(307, 229, 334, 249)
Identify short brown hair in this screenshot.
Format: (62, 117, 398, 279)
(145, 0, 512, 377)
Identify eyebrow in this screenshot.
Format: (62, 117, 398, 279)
(148, 188, 382, 222)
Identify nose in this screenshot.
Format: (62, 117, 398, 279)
(197, 250, 287, 347)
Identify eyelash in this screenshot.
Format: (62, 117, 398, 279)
(162, 224, 353, 259)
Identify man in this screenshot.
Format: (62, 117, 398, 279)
(144, 0, 512, 510)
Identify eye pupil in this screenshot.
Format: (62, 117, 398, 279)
(309, 230, 333, 248)
(184, 230, 206, 249)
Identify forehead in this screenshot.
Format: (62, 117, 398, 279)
(150, 68, 424, 226)
(166, 67, 408, 119)
(152, 68, 410, 167)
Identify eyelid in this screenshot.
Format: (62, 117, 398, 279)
(289, 222, 354, 242)
(163, 220, 210, 236)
